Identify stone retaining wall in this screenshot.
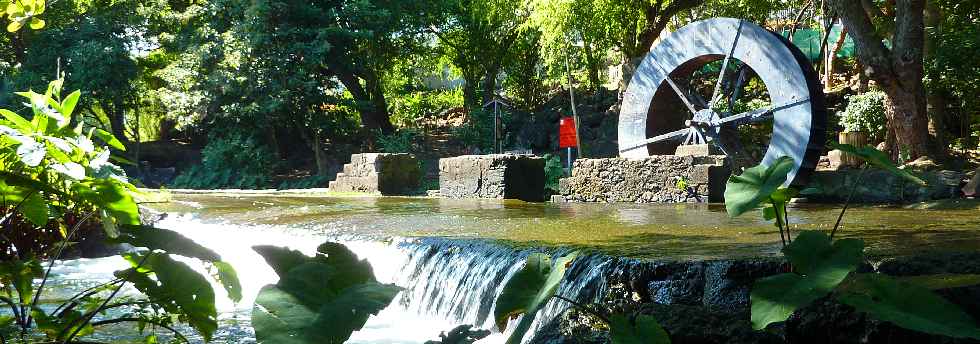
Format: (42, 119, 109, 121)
(556, 155, 731, 203)
(328, 153, 421, 195)
(439, 154, 546, 201)
(537, 251, 980, 344)
(807, 168, 964, 203)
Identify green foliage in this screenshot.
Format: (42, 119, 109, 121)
(727, 154, 980, 339)
(0, 0, 46, 32)
(494, 252, 578, 344)
(839, 274, 980, 339)
(389, 88, 464, 128)
(724, 156, 795, 218)
(751, 231, 864, 330)
(375, 129, 420, 154)
(172, 134, 280, 189)
(1, 80, 237, 343)
(251, 242, 402, 344)
(116, 252, 219, 341)
(452, 109, 500, 152)
(543, 154, 564, 194)
(838, 91, 888, 142)
(608, 314, 670, 344)
(829, 143, 927, 186)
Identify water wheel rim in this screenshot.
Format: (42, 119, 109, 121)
(618, 17, 827, 187)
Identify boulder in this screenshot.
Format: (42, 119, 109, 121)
(964, 168, 980, 198)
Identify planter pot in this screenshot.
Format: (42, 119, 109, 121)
(838, 131, 868, 167)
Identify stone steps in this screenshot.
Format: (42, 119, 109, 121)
(328, 153, 421, 195)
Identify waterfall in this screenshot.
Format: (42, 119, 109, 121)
(152, 213, 620, 343)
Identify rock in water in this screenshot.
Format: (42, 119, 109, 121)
(964, 167, 980, 198)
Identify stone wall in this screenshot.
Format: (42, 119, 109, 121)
(328, 153, 421, 195)
(556, 155, 731, 203)
(806, 168, 964, 203)
(538, 251, 980, 344)
(439, 154, 546, 202)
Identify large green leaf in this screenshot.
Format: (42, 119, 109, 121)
(751, 273, 829, 330)
(830, 143, 926, 186)
(898, 274, 980, 290)
(0, 109, 32, 133)
(494, 252, 579, 344)
(724, 156, 795, 218)
(751, 231, 864, 330)
(250, 242, 402, 344)
(71, 179, 140, 226)
(113, 225, 243, 302)
(609, 314, 670, 344)
(781, 231, 864, 290)
(0, 258, 42, 303)
(32, 308, 93, 341)
(252, 245, 314, 279)
(213, 261, 243, 303)
(838, 274, 980, 339)
(0, 180, 47, 226)
(93, 128, 126, 151)
(115, 252, 218, 341)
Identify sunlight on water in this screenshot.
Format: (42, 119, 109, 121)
(41, 195, 980, 343)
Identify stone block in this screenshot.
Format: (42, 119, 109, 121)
(557, 155, 730, 203)
(329, 153, 421, 195)
(439, 154, 546, 202)
(806, 168, 963, 203)
(963, 168, 980, 198)
(674, 144, 723, 157)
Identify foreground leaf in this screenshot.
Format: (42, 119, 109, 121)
(251, 242, 402, 344)
(116, 252, 218, 341)
(724, 156, 795, 217)
(830, 143, 926, 186)
(494, 252, 579, 344)
(609, 314, 670, 344)
(751, 273, 828, 330)
(751, 231, 864, 330)
(838, 273, 980, 339)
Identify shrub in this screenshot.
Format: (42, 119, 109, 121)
(543, 153, 564, 195)
(172, 134, 280, 189)
(839, 90, 888, 142)
(389, 88, 464, 128)
(375, 128, 420, 153)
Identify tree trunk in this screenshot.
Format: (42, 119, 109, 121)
(923, 1, 946, 154)
(461, 69, 482, 113)
(336, 70, 394, 135)
(881, 83, 932, 159)
(582, 40, 603, 97)
(619, 56, 643, 95)
(482, 67, 498, 106)
(825, 27, 848, 90)
(107, 102, 130, 147)
(829, 0, 937, 159)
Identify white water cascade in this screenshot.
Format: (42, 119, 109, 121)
(141, 213, 616, 343)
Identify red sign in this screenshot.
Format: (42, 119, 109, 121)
(559, 117, 578, 148)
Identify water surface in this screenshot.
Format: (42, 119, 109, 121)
(151, 194, 980, 259)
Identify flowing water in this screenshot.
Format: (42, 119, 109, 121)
(42, 194, 980, 343)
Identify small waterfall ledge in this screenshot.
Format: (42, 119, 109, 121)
(151, 213, 980, 344)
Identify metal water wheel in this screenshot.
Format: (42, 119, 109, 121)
(618, 18, 827, 186)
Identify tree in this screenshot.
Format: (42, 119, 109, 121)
(430, 0, 527, 111)
(528, 0, 612, 95)
(828, 0, 937, 159)
(592, 0, 705, 91)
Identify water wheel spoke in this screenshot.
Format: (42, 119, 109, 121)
(619, 127, 692, 153)
(710, 20, 745, 109)
(654, 63, 700, 116)
(715, 98, 811, 127)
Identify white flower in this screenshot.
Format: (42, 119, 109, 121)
(73, 135, 95, 153)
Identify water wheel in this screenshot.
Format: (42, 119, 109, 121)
(618, 18, 827, 186)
